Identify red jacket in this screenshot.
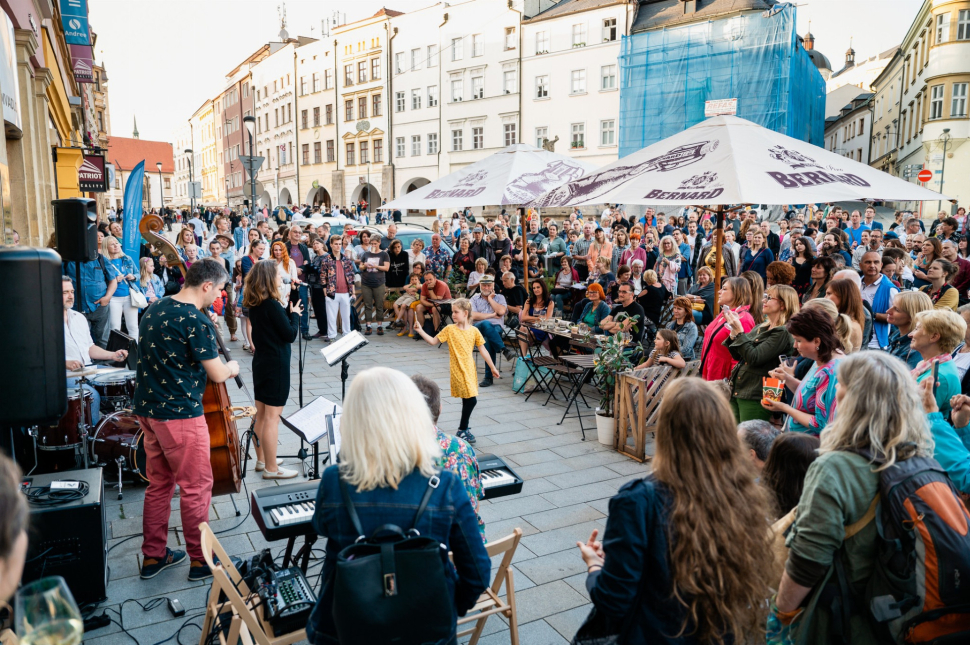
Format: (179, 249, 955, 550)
(700, 305, 755, 381)
(951, 256, 970, 298)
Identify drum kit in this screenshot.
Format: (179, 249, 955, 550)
(28, 366, 147, 497)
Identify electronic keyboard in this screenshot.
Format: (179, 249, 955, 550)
(477, 454, 524, 500)
(251, 481, 321, 542)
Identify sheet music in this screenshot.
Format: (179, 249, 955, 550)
(321, 330, 368, 366)
(283, 396, 342, 452)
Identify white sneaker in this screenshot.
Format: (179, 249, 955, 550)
(262, 466, 299, 479)
(254, 458, 284, 472)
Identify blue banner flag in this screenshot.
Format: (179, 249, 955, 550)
(59, 0, 90, 45)
(122, 160, 145, 261)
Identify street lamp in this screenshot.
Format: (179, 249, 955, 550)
(243, 115, 257, 220)
(156, 162, 163, 216)
(184, 148, 195, 214)
(939, 127, 951, 214)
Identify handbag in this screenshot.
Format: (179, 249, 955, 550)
(332, 475, 455, 645)
(128, 281, 148, 308)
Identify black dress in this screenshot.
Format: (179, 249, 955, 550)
(250, 298, 299, 406)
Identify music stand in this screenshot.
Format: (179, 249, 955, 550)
(107, 330, 136, 369)
(280, 396, 342, 480)
(321, 331, 368, 400)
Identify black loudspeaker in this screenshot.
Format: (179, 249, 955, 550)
(0, 248, 66, 425)
(22, 468, 108, 605)
(53, 197, 98, 262)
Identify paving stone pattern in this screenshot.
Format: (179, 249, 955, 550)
(84, 325, 654, 645)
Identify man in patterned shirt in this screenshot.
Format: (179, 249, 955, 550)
(424, 233, 453, 279)
(410, 374, 486, 540)
(134, 259, 240, 581)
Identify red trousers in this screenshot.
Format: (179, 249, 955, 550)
(138, 415, 213, 562)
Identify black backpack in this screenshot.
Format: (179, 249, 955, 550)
(332, 475, 455, 645)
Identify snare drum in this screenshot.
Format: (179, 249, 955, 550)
(37, 388, 92, 450)
(90, 411, 148, 482)
(90, 370, 137, 412)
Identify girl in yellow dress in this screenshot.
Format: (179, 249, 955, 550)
(414, 298, 500, 445)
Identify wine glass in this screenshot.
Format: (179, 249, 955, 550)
(15, 577, 83, 645)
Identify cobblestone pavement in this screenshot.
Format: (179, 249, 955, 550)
(83, 317, 653, 645)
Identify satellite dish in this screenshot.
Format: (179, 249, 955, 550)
(356, 120, 371, 132)
(279, 28, 289, 40)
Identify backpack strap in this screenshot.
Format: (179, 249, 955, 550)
(844, 494, 880, 540)
(338, 476, 366, 541)
(409, 474, 440, 534)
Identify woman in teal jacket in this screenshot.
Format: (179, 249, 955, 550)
(578, 283, 611, 334)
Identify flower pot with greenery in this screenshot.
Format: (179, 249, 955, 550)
(592, 313, 638, 445)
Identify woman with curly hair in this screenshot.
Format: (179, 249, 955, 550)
(766, 260, 795, 287)
(271, 240, 299, 307)
(577, 377, 774, 645)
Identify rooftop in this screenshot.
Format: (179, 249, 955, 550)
(524, 0, 626, 23)
(632, 0, 775, 32)
(106, 136, 175, 173)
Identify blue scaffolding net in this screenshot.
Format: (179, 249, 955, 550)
(618, 4, 825, 157)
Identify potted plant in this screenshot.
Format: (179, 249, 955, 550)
(592, 313, 638, 445)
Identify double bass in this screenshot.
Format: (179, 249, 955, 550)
(139, 214, 254, 496)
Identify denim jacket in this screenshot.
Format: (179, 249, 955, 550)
(306, 466, 491, 645)
(63, 257, 110, 313)
(318, 256, 357, 297)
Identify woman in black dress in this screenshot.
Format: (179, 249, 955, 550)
(243, 260, 301, 479)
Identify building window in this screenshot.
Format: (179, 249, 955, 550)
(326, 104, 333, 124)
(428, 133, 438, 154)
(428, 44, 438, 67)
(504, 123, 516, 146)
(503, 70, 516, 94)
(536, 31, 549, 53)
(452, 37, 463, 61)
(302, 144, 310, 165)
(325, 69, 333, 89)
(300, 76, 307, 95)
(504, 27, 516, 50)
(373, 93, 382, 116)
(535, 127, 547, 148)
(572, 23, 587, 46)
(959, 10, 970, 40)
(344, 64, 354, 85)
(344, 100, 353, 121)
(395, 52, 405, 74)
(313, 107, 320, 127)
(358, 61, 367, 83)
(601, 64, 616, 90)
(451, 79, 463, 102)
(357, 97, 366, 119)
(428, 85, 438, 107)
(312, 73, 320, 92)
(937, 12, 950, 44)
(396, 137, 405, 158)
(412, 89, 422, 110)
(314, 142, 322, 163)
(953, 83, 968, 116)
(603, 18, 617, 42)
(360, 141, 369, 164)
(930, 84, 944, 119)
(473, 127, 483, 149)
(97, 111, 104, 131)
(535, 75, 549, 99)
(371, 58, 381, 80)
(412, 135, 421, 156)
(472, 34, 484, 57)
(374, 139, 383, 162)
(571, 69, 586, 94)
(571, 123, 585, 148)
(396, 91, 405, 112)
(600, 120, 615, 146)
(452, 129, 463, 151)
(411, 48, 421, 70)
(472, 76, 484, 99)
(301, 109, 308, 129)
(346, 143, 355, 166)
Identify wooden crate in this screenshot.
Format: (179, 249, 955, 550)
(613, 360, 701, 462)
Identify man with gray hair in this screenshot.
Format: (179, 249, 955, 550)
(737, 419, 780, 473)
(410, 374, 486, 541)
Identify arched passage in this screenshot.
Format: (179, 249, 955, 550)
(279, 187, 293, 207)
(306, 186, 331, 208)
(258, 191, 273, 208)
(351, 182, 381, 214)
(401, 177, 432, 215)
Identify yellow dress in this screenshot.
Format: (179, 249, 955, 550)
(437, 324, 485, 399)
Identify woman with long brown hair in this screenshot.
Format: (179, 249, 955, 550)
(912, 236, 943, 288)
(576, 377, 774, 644)
(789, 236, 815, 295)
(802, 255, 836, 304)
(824, 278, 865, 352)
(271, 240, 299, 307)
(243, 260, 301, 479)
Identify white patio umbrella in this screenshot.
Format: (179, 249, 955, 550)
(382, 143, 596, 211)
(530, 115, 949, 207)
(530, 115, 950, 305)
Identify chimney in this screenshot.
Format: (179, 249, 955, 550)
(682, 0, 697, 15)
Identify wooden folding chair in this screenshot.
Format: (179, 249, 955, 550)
(198, 523, 306, 645)
(456, 529, 523, 645)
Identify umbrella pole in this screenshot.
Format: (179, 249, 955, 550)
(523, 209, 530, 295)
(713, 206, 724, 311)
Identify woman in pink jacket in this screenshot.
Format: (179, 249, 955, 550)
(700, 277, 756, 381)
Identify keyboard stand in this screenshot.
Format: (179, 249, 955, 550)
(283, 532, 318, 574)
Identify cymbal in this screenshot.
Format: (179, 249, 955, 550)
(66, 366, 123, 378)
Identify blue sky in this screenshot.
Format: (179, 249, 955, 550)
(87, 0, 923, 143)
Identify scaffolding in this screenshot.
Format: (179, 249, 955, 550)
(619, 4, 825, 156)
